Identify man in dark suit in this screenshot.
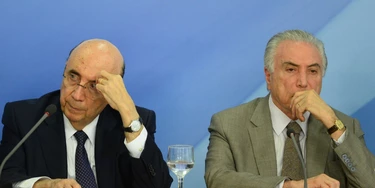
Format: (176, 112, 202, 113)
(0, 39, 172, 188)
(205, 30, 375, 187)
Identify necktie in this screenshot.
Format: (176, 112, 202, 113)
(74, 131, 97, 188)
(281, 122, 304, 180)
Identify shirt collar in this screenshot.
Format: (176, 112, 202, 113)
(63, 114, 99, 145)
(268, 95, 310, 136)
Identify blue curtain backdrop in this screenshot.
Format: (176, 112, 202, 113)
(1, 0, 374, 187)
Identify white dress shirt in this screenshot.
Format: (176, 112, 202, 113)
(269, 96, 309, 176)
(13, 114, 148, 188)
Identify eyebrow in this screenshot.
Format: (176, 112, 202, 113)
(283, 61, 321, 68)
(67, 69, 96, 82)
(68, 69, 81, 76)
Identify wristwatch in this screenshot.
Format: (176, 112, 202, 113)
(327, 119, 345, 135)
(123, 117, 143, 133)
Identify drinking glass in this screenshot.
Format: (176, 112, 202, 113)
(167, 145, 194, 188)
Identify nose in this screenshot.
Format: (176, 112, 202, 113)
(71, 84, 86, 101)
(297, 71, 308, 88)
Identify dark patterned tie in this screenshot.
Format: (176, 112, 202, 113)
(74, 131, 97, 188)
(281, 122, 304, 180)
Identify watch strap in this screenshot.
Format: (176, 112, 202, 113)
(123, 117, 143, 132)
(327, 125, 338, 135)
(123, 126, 133, 132)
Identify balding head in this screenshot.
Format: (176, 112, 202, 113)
(67, 39, 125, 77)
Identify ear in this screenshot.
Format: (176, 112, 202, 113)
(264, 67, 271, 90)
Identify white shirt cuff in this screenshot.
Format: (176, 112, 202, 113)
(277, 180, 285, 188)
(124, 127, 148, 158)
(333, 130, 347, 145)
(12, 177, 50, 188)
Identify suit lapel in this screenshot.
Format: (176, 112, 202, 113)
(248, 96, 278, 176)
(95, 106, 123, 188)
(305, 116, 331, 177)
(37, 107, 68, 178)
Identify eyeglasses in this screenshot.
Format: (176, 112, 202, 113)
(63, 73, 102, 100)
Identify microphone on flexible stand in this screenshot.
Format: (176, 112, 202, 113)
(0, 104, 57, 178)
(287, 128, 307, 188)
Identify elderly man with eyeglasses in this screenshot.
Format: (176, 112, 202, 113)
(0, 39, 173, 188)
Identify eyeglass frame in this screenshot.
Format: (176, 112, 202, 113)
(62, 72, 103, 100)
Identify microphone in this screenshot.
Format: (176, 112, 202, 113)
(286, 128, 307, 188)
(0, 104, 57, 178)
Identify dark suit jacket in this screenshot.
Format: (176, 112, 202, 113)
(205, 96, 375, 188)
(0, 90, 172, 188)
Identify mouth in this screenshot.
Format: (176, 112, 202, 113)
(66, 102, 85, 113)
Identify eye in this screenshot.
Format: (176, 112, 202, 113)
(87, 82, 97, 91)
(286, 68, 296, 72)
(69, 73, 80, 82)
(309, 69, 319, 74)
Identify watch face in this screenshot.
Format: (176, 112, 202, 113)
(335, 120, 345, 129)
(130, 120, 141, 132)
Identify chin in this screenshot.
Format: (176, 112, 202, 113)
(65, 110, 84, 120)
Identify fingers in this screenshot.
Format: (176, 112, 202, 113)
(291, 91, 306, 121)
(322, 174, 340, 188)
(307, 174, 340, 188)
(290, 91, 303, 108)
(97, 78, 105, 85)
(100, 69, 113, 78)
(96, 71, 124, 88)
(34, 179, 81, 188)
(295, 101, 306, 122)
(98, 70, 122, 81)
(96, 70, 112, 85)
(52, 179, 81, 188)
(291, 90, 337, 127)
(97, 77, 109, 86)
(324, 179, 340, 188)
(96, 71, 122, 92)
(95, 70, 134, 112)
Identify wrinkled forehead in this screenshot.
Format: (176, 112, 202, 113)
(275, 40, 323, 66)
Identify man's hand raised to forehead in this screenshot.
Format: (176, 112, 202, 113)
(95, 70, 139, 126)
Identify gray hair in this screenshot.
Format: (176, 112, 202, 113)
(264, 30, 327, 76)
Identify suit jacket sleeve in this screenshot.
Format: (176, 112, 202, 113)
(0, 102, 35, 187)
(333, 116, 375, 187)
(205, 112, 285, 188)
(118, 109, 172, 188)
